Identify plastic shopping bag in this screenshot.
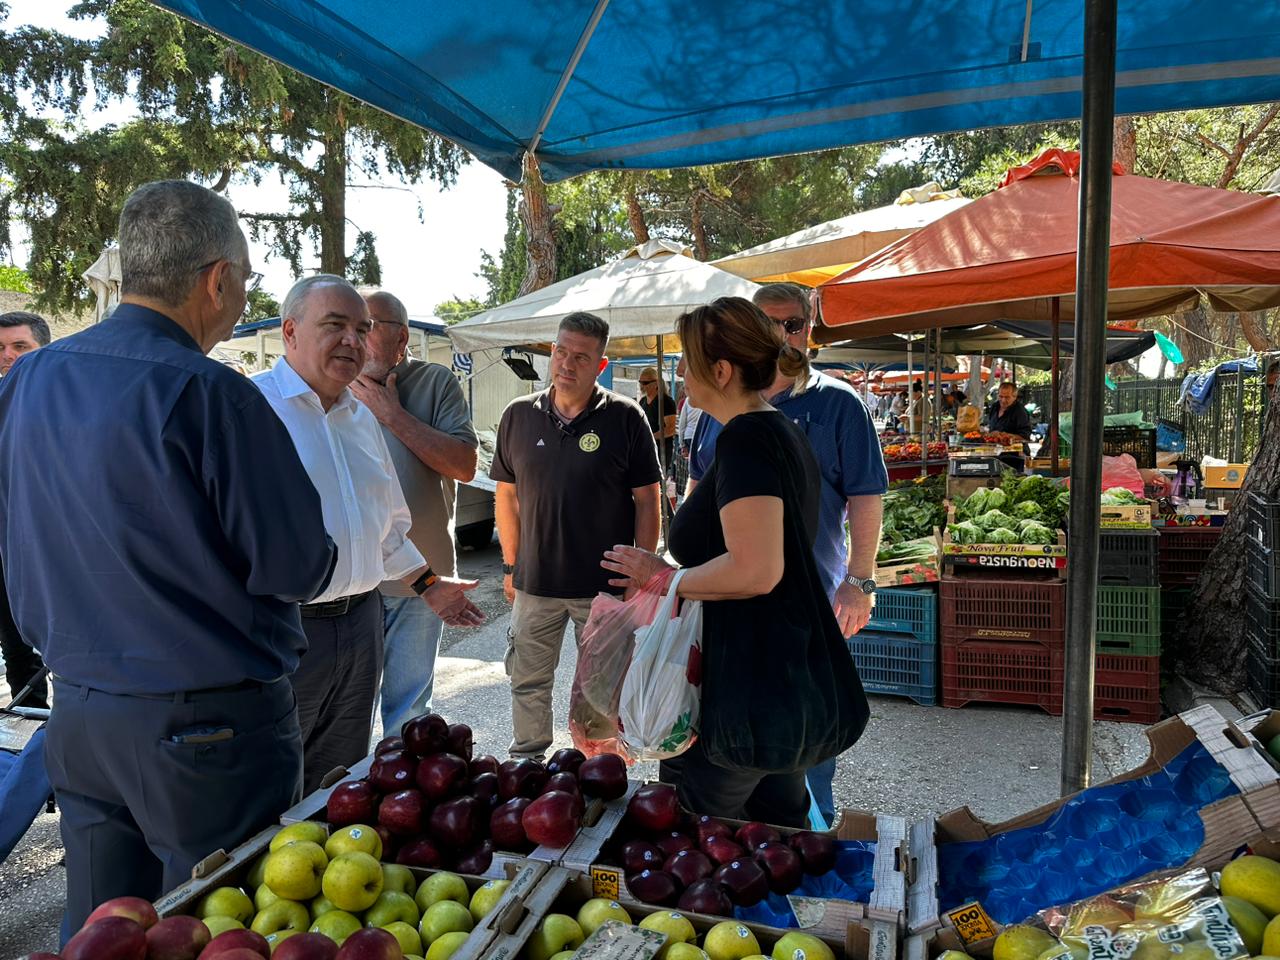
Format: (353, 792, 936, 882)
(568, 569, 674, 760)
(617, 569, 702, 762)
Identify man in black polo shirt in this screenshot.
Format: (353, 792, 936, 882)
(491, 312, 662, 759)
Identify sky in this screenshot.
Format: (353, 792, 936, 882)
(5, 0, 511, 321)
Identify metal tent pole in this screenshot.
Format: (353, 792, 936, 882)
(1061, 0, 1118, 796)
(1052, 297, 1062, 476)
(657, 335, 669, 541)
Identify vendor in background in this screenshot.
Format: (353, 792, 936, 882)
(602, 296, 870, 824)
(986, 381, 1033, 439)
(639, 366, 677, 468)
(907, 380, 932, 429)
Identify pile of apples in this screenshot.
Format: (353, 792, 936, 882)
(326, 714, 629, 873)
(609, 784, 837, 911)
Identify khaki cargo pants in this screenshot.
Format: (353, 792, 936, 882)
(505, 591, 594, 759)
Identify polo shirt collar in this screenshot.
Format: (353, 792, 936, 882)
(270, 356, 358, 413)
(536, 385, 609, 420)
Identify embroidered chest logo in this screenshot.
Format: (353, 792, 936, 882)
(578, 432, 601, 453)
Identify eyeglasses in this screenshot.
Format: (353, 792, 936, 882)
(639, 379, 657, 386)
(196, 259, 264, 294)
(772, 317, 807, 335)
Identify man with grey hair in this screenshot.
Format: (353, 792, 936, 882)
(254, 275, 483, 789)
(351, 289, 479, 734)
(491, 311, 661, 759)
(0, 179, 338, 935)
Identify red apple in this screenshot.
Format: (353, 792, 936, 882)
(374, 736, 404, 756)
(702, 835, 745, 866)
(446, 723, 474, 761)
(429, 795, 485, 850)
(401, 713, 449, 757)
(200, 952, 269, 960)
(326, 781, 378, 827)
(368, 751, 418, 794)
(713, 858, 769, 906)
(694, 815, 734, 848)
(63, 916, 146, 960)
(625, 869, 679, 905)
(415, 753, 469, 801)
(626, 783, 680, 832)
(395, 837, 445, 868)
(677, 879, 733, 916)
(373, 825, 397, 856)
(522, 790, 580, 847)
(377, 788, 427, 836)
(543, 771, 580, 796)
(334, 927, 401, 959)
(656, 831, 694, 858)
(272, 932, 340, 960)
(497, 759, 547, 800)
(621, 839, 663, 875)
(85, 896, 159, 931)
(456, 839, 494, 875)
(788, 830, 837, 875)
(470, 755, 500, 777)
(578, 754, 627, 800)
(754, 841, 804, 894)
(546, 748, 586, 776)
(489, 798, 533, 851)
(144, 915, 210, 960)
(198, 928, 270, 958)
(735, 821, 781, 852)
(664, 848, 714, 887)
(468, 772, 501, 807)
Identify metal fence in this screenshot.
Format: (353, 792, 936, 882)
(1023, 371, 1268, 462)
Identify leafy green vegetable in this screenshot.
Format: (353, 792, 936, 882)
(978, 509, 1018, 533)
(984, 488, 1008, 511)
(1014, 500, 1044, 520)
(1019, 521, 1055, 544)
(987, 527, 1020, 544)
(950, 520, 984, 544)
(881, 475, 946, 544)
(1103, 486, 1141, 504)
(999, 472, 1070, 530)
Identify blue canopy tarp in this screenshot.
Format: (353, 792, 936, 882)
(151, 1, 1280, 182)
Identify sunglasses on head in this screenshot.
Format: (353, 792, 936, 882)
(773, 317, 807, 335)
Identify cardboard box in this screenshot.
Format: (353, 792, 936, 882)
(904, 705, 1280, 937)
(1204, 464, 1249, 489)
(1099, 500, 1155, 529)
(876, 531, 943, 588)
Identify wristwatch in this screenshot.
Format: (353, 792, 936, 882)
(410, 567, 439, 596)
(502, 563, 515, 575)
(844, 574, 877, 595)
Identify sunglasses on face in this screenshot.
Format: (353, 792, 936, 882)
(639, 379, 656, 386)
(773, 317, 807, 335)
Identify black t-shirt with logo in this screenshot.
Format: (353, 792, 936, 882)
(491, 387, 662, 598)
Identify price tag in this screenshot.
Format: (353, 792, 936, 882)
(946, 902, 997, 945)
(590, 865, 622, 900)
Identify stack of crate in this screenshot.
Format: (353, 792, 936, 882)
(1158, 521, 1222, 658)
(849, 586, 938, 705)
(1095, 529, 1163, 724)
(1246, 493, 1280, 708)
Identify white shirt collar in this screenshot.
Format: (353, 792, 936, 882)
(269, 356, 358, 414)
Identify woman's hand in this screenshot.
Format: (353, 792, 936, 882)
(601, 545, 675, 592)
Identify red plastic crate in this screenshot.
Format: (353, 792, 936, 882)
(940, 633, 1064, 713)
(940, 576, 1066, 645)
(1157, 526, 1222, 587)
(1094, 653, 1162, 724)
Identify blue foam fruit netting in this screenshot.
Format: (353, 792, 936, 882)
(936, 741, 1237, 925)
(734, 840, 877, 927)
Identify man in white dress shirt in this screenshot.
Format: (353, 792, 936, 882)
(254, 274, 483, 790)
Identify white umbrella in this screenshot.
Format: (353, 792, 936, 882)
(447, 239, 759, 355)
(712, 184, 969, 286)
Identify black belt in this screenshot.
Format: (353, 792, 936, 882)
(300, 589, 376, 619)
(52, 676, 273, 702)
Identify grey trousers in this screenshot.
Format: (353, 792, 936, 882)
(46, 677, 302, 941)
(505, 591, 594, 759)
(294, 591, 384, 794)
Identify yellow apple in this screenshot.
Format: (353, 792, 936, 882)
(201, 916, 246, 938)
(250, 898, 310, 936)
(468, 879, 510, 922)
(383, 920, 425, 956)
(577, 899, 632, 936)
(321, 851, 384, 913)
(264, 841, 327, 901)
(426, 930, 471, 960)
(194, 886, 254, 924)
(640, 912, 696, 958)
(417, 872, 471, 912)
(526, 914, 584, 960)
(324, 824, 382, 861)
(310, 909, 362, 945)
(270, 822, 329, 852)
(420, 900, 474, 947)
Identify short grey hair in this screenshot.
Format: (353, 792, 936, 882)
(118, 180, 245, 307)
(365, 289, 408, 326)
(0, 311, 51, 346)
(752, 282, 810, 321)
(281, 274, 359, 324)
(558, 311, 609, 352)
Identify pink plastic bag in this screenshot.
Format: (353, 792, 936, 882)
(568, 568, 675, 760)
(1101, 453, 1146, 496)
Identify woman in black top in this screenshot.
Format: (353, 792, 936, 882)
(602, 297, 869, 825)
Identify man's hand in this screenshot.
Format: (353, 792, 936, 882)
(422, 576, 485, 627)
(351, 372, 402, 425)
(832, 581, 873, 639)
(503, 573, 515, 604)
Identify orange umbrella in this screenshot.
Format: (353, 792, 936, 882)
(817, 149, 1280, 338)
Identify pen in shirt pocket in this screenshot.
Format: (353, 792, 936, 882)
(168, 726, 234, 744)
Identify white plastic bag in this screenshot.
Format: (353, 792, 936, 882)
(617, 569, 702, 761)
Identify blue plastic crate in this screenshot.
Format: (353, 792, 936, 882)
(847, 629, 937, 705)
(866, 585, 937, 641)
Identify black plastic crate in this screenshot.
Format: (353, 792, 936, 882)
(1247, 493, 1280, 551)
(1246, 635, 1280, 709)
(1247, 539, 1280, 600)
(1160, 588, 1192, 646)
(1246, 582, 1280, 659)
(1097, 529, 1160, 586)
(1158, 526, 1222, 587)
(1102, 426, 1156, 469)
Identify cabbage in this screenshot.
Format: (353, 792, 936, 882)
(978, 509, 1017, 533)
(984, 488, 1008, 511)
(1019, 522, 1055, 545)
(962, 488, 991, 518)
(1103, 486, 1141, 504)
(987, 527, 1020, 544)
(1014, 500, 1044, 520)
(950, 520, 983, 544)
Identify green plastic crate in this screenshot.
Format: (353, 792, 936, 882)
(1096, 585, 1161, 655)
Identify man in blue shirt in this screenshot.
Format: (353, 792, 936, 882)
(684, 283, 887, 825)
(0, 181, 337, 936)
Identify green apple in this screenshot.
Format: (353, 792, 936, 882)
(250, 898, 310, 936)
(667, 944, 711, 960)
(382, 864, 416, 897)
(704, 923, 760, 960)
(526, 914, 584, 960)
(264, 929, 300, 953)
(640, 911, 696, 958)
(468, 879, 510, 922)
(577, 899, 632, 936)
(264, 840, 328, 900)
(426, 930, 471, 960)
(202, 916, 246, 938)
(271, 822, 329, 852)
(246, 852, 271, 891)
(551, 953, 577, 960)
(324, 824, 382, 861)
(255, 884, 284, 912)
(195, 886, 255, 924)
(416, 872, 471, 912)
(322, 851, 384, 913)
(420, 900, 475, 946)
(311, 895, 338, 919)
(382, 920, 424, 955)
(310, 909, 363, 945)
(772, 933, 836, 960)
(365, 890, 420, 928)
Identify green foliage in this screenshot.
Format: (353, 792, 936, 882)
(434, 297, 484, 325)
(0, 264, 31, 292)
(1136, 106, 1280, 189)
(345, 231, 381, 286)
(244, 289, 279, 322)
(478, 190, 527, 307)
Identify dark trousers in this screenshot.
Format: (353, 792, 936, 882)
(0, 559, 47, 708)
(659, 739, 809, 827)
(45, 677, 302, 940)
(294, 591, 384, 795)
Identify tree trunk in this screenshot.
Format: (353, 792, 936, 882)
(1239, 310, 1275, 353)
(690, 190, 709, 261)
(625, 178, 650, 244)
(1173, 304, 1214, 369)
(518, 153, 557, 296)
(1179, 380, 1280, 692)
(319, 127, 348, 276)
(1113, 116, 1138, 173)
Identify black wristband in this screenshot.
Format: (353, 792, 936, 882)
(411, 567, 439, 596)
(502, 563, 515, 575)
